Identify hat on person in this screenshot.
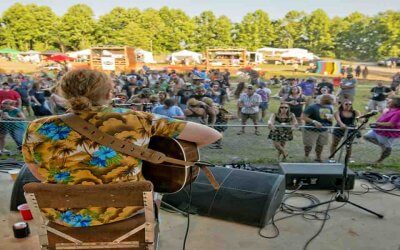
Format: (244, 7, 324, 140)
(347, 73, 353, 77)
(306, 77, 316, 82)
(258, 82, 266, 87)
(247, 85, 254, 89)
(1, 99, 15, 105)
(185, 82, 192, 86)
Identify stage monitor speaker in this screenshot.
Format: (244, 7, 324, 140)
(279, 163, 355, 190)
(162, 166, 285, 227)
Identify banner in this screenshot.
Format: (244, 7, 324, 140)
(101, 57, 115, 71)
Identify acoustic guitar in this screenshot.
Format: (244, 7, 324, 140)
(142, 135, 200, 193)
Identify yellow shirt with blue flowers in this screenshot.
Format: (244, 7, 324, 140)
(22, 107, 186, 227)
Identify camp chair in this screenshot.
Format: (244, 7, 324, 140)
(23, 181, 159, 250)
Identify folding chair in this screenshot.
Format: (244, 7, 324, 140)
(24, 181, 159, 250)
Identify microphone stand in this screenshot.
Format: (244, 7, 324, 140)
(302, 117, 384, 218)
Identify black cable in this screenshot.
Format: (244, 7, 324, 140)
(182, 166, 193, 250)
(303, 195, 333, 250)
(285, 184, 303, 195)
(258, 213, 280, 239)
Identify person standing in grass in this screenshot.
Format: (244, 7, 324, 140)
(330, 100, 360, 162)
(364, 96, 400, 164)
(237, 85, 262, 135)
(268, 103, 298, 161)
(256, 82, 271, 123)
(284, 86, 306, 125)
(301, 95, 334, 162)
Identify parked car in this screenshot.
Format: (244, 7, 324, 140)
(377, 57, 400, 67)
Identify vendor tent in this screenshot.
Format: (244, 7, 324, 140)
(67, 49, 91, 59)
(136, 49, 155, 63)
(20, 50, 41, 63)
(169, 50, 202, 64)
(316, 60, 341, 75)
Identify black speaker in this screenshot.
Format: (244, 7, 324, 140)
(162, 167, 285, 227)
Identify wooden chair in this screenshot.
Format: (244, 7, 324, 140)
(23, 181, 159, 250)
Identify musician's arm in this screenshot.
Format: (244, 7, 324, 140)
(26, 163, 45, 181)
(177, 122, 222, 148)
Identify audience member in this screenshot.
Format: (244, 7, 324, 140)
(367, 82, 393, 112)
(237, 85, 262, 135)
(364, 96, 400, 164)
(330, 100, 360, 161)
(256, 82, 271, 122)
(301, 95, 334, 162)
(268, 103, 298, 161)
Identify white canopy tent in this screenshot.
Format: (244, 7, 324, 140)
(136, 49, 155, 63)
(67, 49, 91, 59)
(256, 47, 317, 63)
(20, 50, 41, 63)
(169, 50, 202, 64)
(67, 49, 91, 62)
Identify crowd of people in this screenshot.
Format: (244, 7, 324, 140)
(1, 67, 400, 164)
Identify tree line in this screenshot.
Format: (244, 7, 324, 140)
(0, 3, 399, 61)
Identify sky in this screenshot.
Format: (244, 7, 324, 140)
(0, 0, 399, 22)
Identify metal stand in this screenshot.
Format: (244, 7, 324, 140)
(302, 118, 384, 218)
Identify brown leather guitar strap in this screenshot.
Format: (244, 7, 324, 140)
(60, 113, 220, 189)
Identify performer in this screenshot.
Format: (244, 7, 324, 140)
(22, 69, 222, 227)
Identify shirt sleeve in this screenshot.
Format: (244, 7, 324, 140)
(151, 114, 187, 138)
(175, 106, 184, 116)
(303, 105, 314, 116)
(21, 121, 40, 164)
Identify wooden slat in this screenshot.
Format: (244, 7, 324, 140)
(55, 241, 139, 249)
(23, 182, 153, 208)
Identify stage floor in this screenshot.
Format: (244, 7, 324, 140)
(1, 173, 399, 250)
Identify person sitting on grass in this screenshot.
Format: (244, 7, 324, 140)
(268, 103, 298, 161)
(152, 98, 185, 120)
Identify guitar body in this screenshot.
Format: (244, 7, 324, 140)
(142, 136, 200, 193)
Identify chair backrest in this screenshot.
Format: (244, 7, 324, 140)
(23, 181, 153, 208)
(23, 181, 158, 250)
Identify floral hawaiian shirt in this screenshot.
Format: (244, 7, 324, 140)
(22, 107, 186, 227)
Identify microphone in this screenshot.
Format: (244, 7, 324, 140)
(357, 111, 378, 119)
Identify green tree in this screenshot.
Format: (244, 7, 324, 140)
(58, 4, 96, 51)
(193, 11, 234, 50)
(274, 10, 306, 48)
(302, 9, 334, 56)
(96, 7, 141, 45)
(114, 22, 152, 50)
(333, 12, 378, 60)
(236, 10, 275, 50)
(376, 11, 400, 58)
(158, 7, 196, 52)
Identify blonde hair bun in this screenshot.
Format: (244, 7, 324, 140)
(68, 96, 92, 111)
(60, 69, 112, 111)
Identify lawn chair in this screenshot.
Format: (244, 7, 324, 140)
(23, 181, 159, 250)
